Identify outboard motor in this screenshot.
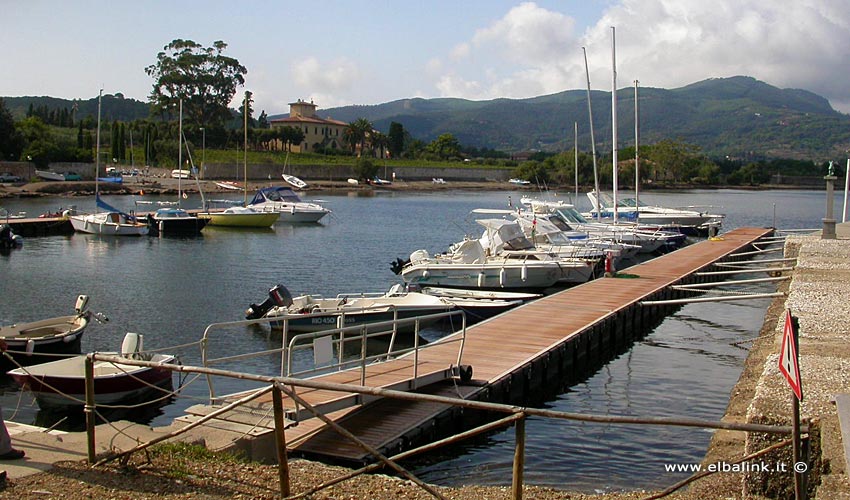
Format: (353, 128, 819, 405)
(245, 284, 292, 320)
(390, 257, 409, 275)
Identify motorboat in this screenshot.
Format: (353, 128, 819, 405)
(6, 332, 176, 410)
(171, 169, 190, 179)
(526, 200, 686, 254)
(0, 295, 106, 365)
(586, 191, 724, 235)
(200, 205, 280, 228)
(146, 207, 208, 235)
(394, 219, 595, 290)
(509, 178, 531, 185)
(245, 284, 455, 333)
(247, 186, 330, 223)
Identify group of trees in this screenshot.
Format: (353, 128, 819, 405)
(510, 139, 834, 188)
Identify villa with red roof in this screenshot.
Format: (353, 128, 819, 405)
(269, 99, 348, 153)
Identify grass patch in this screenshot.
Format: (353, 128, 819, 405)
(147, 442, 248, 479)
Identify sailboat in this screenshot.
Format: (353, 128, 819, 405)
(69, 90, 149, 236)
(146, 98, 208, 236)
(198, 92, 281, 228)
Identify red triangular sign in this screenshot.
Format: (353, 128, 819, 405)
(778, 309, 803, 401)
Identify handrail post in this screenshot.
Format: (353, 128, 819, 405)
(512, 413, 526, 500)
(280, 319, 289, 377)
(271, 381, 291, 497)
(85, 354, 96, 463)
(413, 318, 420, 389)
(360, 325, 367, 387)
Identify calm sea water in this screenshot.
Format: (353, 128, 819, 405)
(0, 187, 837, 492)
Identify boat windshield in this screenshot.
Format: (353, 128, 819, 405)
(554, 207, 589, 224)
(253, 187, 303, 204)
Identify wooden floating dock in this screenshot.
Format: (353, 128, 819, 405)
(180, 227, 774, 463)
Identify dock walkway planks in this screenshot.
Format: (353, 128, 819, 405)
(190, 227, 773, 462)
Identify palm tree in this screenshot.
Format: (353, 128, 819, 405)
(345, 118, 372, 157)
(370, 131, 389, 159)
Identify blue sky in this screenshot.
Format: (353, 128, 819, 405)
(4, 0, 850, 114)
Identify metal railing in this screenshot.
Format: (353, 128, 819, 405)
(199, 306, 468, 401)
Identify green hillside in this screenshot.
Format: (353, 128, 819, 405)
(285, 76, 850, 160)
(6, 76, 850, 161)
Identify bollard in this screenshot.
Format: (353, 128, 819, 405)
(823, 161, 837, 239)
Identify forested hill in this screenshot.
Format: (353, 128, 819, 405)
(6, 76, 850, 160)
(279, 76, 850, 161)
(3, 93, 150, 124)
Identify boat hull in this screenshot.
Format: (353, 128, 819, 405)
(402, 262, 563, 290)
(147, 214, 209, 235)
(0, 314, 87, 365)
(7, 353, 176, 409)
(201, 211, 280, 228)
(269, 306, 451, 333)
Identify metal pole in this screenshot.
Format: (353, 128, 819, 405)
(791, 315, 805, 500)
(611, 26, 618, 223)
(582, 47, 601, 220)
(85, 355, 96, 463)
(840, 158, 850, 222)
(574, 122, 579, 203)
(634, 79, 640, 214)
(272, 382, 291, 497)
(511, 415, 526, 500)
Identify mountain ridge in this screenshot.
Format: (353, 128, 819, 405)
(4, 76, 848, 160)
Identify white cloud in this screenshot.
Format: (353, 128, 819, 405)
(430, 0, 850, 112)
(291, 56, 360, 105)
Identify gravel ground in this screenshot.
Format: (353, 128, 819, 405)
(1, 445, 674, 500)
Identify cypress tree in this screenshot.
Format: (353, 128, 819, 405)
(77, 122, 84, 148)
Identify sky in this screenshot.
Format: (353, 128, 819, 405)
(3, 0, 850, 115)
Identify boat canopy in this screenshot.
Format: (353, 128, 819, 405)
(250, 186, 303, 205)
(476, 219, 534, 253)
(154, 208, 190, 218)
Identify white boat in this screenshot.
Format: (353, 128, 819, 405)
(396, 219, 595, 290)
(68, 91, 149, 236)
(432, 178, 446, 184)
(200, 205, 280, 228)
(171, 169, 190, 179)
(525, 200, 686, 254)
(0, 295, 104, 365)
(371, 176, 392, 185)
(347, 178, 359, 185)
(35, 170, 66, 181)
(282, 174, 307, 189)
(509, 178, 531, 185)
(215, 181, 243, 191)
(245, 285, 455, 333)
(247, 186, 330, 223)
(586, 191, 724, 235)
(6, 333, 175, 410)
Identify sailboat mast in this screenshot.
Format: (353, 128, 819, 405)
(95, 89, 102, 199)
(611, 26, 618, 223)
(582, 46, 601, 220)
(178, 98, 183, 207)
(574, 122, 579, 203)
(243, 91, 248, 206)
(634, 80, 640, 217)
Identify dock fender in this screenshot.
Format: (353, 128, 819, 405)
(457, 364, 473, 382)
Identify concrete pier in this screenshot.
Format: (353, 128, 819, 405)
(697, 225, 850, 499)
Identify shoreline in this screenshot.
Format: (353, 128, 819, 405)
(0, 177, 831, 201)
